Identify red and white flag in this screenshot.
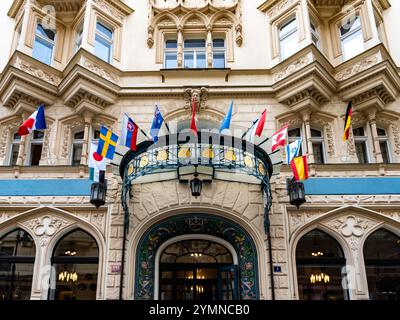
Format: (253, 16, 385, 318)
(271, 125, 289, 152)
(190, 97, 198, 134)
(18, 104, 46, 136)
(249, 109, 267, 142)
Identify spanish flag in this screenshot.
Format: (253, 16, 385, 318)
(342, 101, 353, 141)
(290, 156, 309, 181)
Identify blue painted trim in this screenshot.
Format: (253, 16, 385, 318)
(0, 179, 92, 196)
(303, 177, 400, 195)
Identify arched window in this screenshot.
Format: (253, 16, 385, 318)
(71, 130, 84, 166)
(49, 229, 99, 300)
(363, 229, 400, 300)
(0, 229, 35, 300)
(296, 229, 348, 300)
(310, 128, 325, 164)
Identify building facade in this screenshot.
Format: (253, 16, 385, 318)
(0, 0, 399, 300)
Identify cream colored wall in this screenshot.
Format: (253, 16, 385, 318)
(0, 0, 15, 73)
(383, 0, 400, 66)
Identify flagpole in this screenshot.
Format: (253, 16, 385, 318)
(124, 113, 151, 140)
(257, 137, 270, 147)
(164, 121, 171, 134)
(241, 119, 258, 138)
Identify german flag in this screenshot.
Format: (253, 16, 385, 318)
(342, 101, 353, 141)
(290, 155, 309, 181)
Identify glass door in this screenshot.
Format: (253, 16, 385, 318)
(217, 265, 239, 300)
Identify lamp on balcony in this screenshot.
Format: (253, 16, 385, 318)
(189, 165, 203, 198)
(90, 181, 107, 208)
(288, 178, 306, 208)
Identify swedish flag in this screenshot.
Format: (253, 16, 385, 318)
(97, 126, 119, 160)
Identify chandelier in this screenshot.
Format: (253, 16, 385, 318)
(58, 271, 78, 282)
(310, 272, 330, 284)
(311, 251, 324, 257)
(190, 285, 204, 293)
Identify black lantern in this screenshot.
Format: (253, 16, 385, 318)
(288, 179, 306, 208)
(190, 177, 202, 198)
(90, 182, 107, 208)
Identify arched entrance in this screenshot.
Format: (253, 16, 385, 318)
(135, 214, 259, 300)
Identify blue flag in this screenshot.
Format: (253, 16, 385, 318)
(97, 126, 119, 160)
(286, 139, 301, 164)
(150, 105, 164, 143)
(219, 101, 233, 133)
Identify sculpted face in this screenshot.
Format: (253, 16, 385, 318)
(192, 91, 200, 103)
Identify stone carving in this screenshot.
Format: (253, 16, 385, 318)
(0, 119, 21, 162)
(274, 53, 314, 82)
(327, 215, 376, 238)
(83, 60, 119, 83)
(267, 0, 297, 19)
(40, 236, 50, 247)
(61, 119, 84, 159)
(335, 54, 380, 81)
(18, 60, 61, 86)
(347, 127, 356, 157)
(40, 121, 56, 165)
(184, 87, 209, 111)
(92, 0, 124, 22)
(24, 215, 72, 236)
(391, 123, 400, 155)
(312, 117, 335, 156)
(90, 211, 106, 232)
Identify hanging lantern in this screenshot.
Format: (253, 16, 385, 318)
(90, 182, 107, 208)
(189, 177, 202, 198)
(288, 180, 306, 208)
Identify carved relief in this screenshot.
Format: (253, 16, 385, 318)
(335, 54, 380, 81)
(391, 123, 400, 156)
(40, 121, 56, 165)
(83, 60, 119, 83)
(17, 60, 61, 86)
(312, 117, 335, 157)
(61, 119, 84, 160)
(274, 53, 314, 82)
(23, 215, 73, 237)
(92, 0, 124, 22)
(267, 0, 297, 19)
(0, 119, 21, 162)
(183, 87, 209, 112)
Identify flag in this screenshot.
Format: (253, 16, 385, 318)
(271, 125, 289, 152)
(89, 143, 106, 182)
(249, 109, 267, 142)
(290, 155, 309, 181)
(150, 105, 164, 143)
(190, 97, 198, 134)
(18, 104, 46, 136)
(219, 101, 233, 133)
(120, 114, 139, 151)
(286, 139, 301, 164)
(342, 101, 353, 141)
(97, 126, 119, 160)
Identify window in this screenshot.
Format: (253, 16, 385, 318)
(95, 22, 113, 63)
(377, 128, 391, 164)
(164, 39, 178, 69)
(8, 132, 21, 166)
(71, 131, 84, 166)
(29, 131, 44, 166)
(310, 22, 320, 48)
(296, 229, 348, 300)
(32, 23, 55, 65)
(363, 229, 400, 300)
(288, 128, 303, 155)
(310, 129, 325, 164)
(279, 18, 298, 60)
(340, 16, 364, 61)
(212, 39, 226, 68)
(184, 39, 206, 69)
(74, 25, 83, 54)
(92, 129, 101, 144)
(0, 229, 35, 300)
(353, 127, 369, 164)
(49, 229, 99, 300)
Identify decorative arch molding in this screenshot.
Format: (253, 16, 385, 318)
(133, 212, 261, 300)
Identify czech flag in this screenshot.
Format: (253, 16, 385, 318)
(120, 114, 139, 151)
(18, 104, 46, 136)
(249, 109, 267, 142)
(342, 101, 353, 141)
(271, 124, 289, 152)
(190, 97, 198, 135)
(290, 155, 309, 181)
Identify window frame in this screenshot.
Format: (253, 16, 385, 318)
(7, 131, 21, 166)
(28, 130, 44, 166)
(73, 23, 84, 54)
(70, 130, 85, 166)
(309, 128, 326, 164)
(94, 21, 113, 63)
(183, 38, 207, 69)
(287, 127, 305, 156)
(339, 15, 364, 61)
(310, 21, 320, 49)
(353, 126, 370, 164)
(164, 39, 178, 69)
(376, 128, 391, 164)
(32, 23, 56, 65)
(279, 17, 298, 60)
(212, 38, 226, 68)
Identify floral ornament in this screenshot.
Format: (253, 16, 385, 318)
(35, 216, 57, 236)
(341, 216, 364, 237)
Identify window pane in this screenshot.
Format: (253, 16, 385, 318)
(93, 130, 101, 140)
(184, 52, 194, 68)
(0, 229, 35, 257)
(380, 141, 390, 164)
(213, 52, 225, 68)
(30, 144, 42, 166)
(312, 33, 319, 47)
(33, 131, 44, 139)
(0, 263, 34, 300)
(53, 230, 98, 257)
(165, 53, 177, 69)
(165, 40, 177, 49)
(288, 128, 301, 137)
(72, 144, 83, 166)
(213, 39, 225, 48)
(280, 31, 298, 59)
(74, 131, 84, 139)
(280, 19, 297, 38)
(13, 133, 21, 140)
(95, 35, 112, 63)
(355, 142, 368, 164)
(340, 16, 361, 36)
(353, 127, 365, 136)
(311, 129, 322, 137)
(196, 52, 206, 68)
(32, 37, 53, 65)
(9, 144, 20, 166)
(377, 128, 386, 136)
(312, 143, 324, 164)
(36, 24, 55, 41)
(96, 22, 112, 39)
(342, 30, 363, 60)
(184, 39, 205, 48)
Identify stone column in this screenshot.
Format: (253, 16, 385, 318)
(367, 110, 383, 163)
(80, 111, 93, 165)
(206, 27, 213, 68)
(177, 27, 183, 67)
(302, 111, 315, 164)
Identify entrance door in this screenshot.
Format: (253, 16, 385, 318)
(159, 239, 238, 300)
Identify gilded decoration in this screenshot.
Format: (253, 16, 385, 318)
(135, 214, 259, 300)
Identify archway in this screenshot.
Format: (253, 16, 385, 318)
(135, 214, 259, 300)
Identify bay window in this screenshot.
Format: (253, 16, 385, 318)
(340, 16, 364, 61)
(310, 22, 320, 48)
(95, 22, 113, 63)
(279, 18, 298, 60)
(32, 23, 55, 65)
(74, 24, 83, 54)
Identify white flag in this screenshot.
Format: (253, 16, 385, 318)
(89, 143, 106, 181)
(286, 139, 301, 164)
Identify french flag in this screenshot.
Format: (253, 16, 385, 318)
(18, 104, 47, 136)
(120, 113, 139, 151)
(249, 109, 267, 142)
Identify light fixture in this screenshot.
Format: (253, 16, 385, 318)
(311, 251, 324, 257)
(58, 271, 78, 282)
(90, 181, 107, 208)
(64, 250, 77, 256)
(310, 272, 330, 284)
(287, 178, 306, 208)
(189, 166, 202, 198)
